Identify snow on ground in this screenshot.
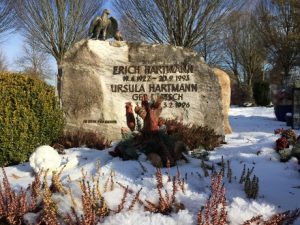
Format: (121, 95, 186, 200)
(2, 107, 300, 225)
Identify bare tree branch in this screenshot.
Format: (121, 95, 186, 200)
(15, 36, 54, 81)
(255, 0, 300, 82)
(223, 11, 267, 101)
(114, 0, 245, 49)
(0, 0, 15, 40)
(15, 0, 103, 98)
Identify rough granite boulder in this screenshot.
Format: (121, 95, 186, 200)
(61, 40, 225, 140)
(212, 68, 232, 134)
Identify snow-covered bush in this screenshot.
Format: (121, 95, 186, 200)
(0, 72, 64, 166)
(29, 145, 62, 173)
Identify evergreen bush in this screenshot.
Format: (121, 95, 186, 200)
(0, 72, 64, 166)
(253, 82, 271, 106)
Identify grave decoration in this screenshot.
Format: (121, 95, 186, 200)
(109, 94, 223, 167)
(274, 128, 299, 162)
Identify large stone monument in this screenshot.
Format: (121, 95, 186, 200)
(61, 40, 225, 140)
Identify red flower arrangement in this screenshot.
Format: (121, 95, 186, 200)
(276, 137, 289, 151)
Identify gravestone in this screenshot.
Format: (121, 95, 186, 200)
(292, 88, 300, 129)
(61, 40, 224, 140)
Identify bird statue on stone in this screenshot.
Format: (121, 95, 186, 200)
(89, 9, 122, 41)
(114, 30, 123, 41)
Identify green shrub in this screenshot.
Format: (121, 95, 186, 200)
(253, 82, 271, 106)
(0, 72, 64, 166)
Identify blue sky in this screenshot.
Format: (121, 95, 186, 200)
(2, 33, 25, 70)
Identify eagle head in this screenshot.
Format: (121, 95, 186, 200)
(103, 9, 110, 15)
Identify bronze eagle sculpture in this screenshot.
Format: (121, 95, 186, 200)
(89, 9, 123, 41)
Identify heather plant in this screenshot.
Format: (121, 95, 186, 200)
(244, 175, 259, 199)
(239, 165, 259, 199)
(165, 120, 223, 151)
(197, 174, 227, 225)
(0, 168, 299, 225)
(53, 129, 111, 151)
(0, 168, 30, 225)
(0, 72, 64, 166)
(143, 168, 186, 215)
(198, 173, 300, 225)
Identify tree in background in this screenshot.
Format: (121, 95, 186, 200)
(0, 50, 7, 71)
(114, 0, 245, 49)
(223, 11, 267, 102)
(195, 26, 225, 67)
(15, 36, 53, 81)
(0, 0, 15, 72)
(118, 15, 144, 43)
(256, 0, 300, 84)
(0, 0, 15, 40)
(15, 0, 103, 100)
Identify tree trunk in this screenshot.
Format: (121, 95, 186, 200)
(57, 64, 63, 104)
(283, 65, 290, 83)
(245, 75, 254, 103)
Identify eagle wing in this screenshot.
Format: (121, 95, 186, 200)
(89, 16, 101, 36)
(106, 17, 119, 39)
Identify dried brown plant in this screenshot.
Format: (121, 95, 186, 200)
(238, 165, 259, 199)
(29, 171, 42, 211)
(117, 182, 144, 206)
(226, 160, 232, 183)
(165, 120, 222, 150)
(79, 179, 97, 224)
(156, 168, 163, 189)
(166, 159, 171, 182)
(244, 175, 259, 199)
(54, 129, 111, 151)
(128, 188, 143, 211)
(114, 186, 129, 213)
(50, 166, 67, 194)
(201, 160, 210, 177)
(109, 170, 115, 191)
(197, 174, 300, 225)
(143, 168, 185, 215)
(219, 156, 225, 177)
(137, 161, 147, 173)
(67, 186, 77, 209)
(239, 165, 254, 184)
(0, 166, 299, 225)
(242, 215, 263, 225)
(39, 171, 60, 225)
(242, 209, 300, 225)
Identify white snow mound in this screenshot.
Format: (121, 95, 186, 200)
(29, 145, 62, 173)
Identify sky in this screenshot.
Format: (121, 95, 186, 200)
(1, 33, 57, 85)
(1, 33, 26, 71)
